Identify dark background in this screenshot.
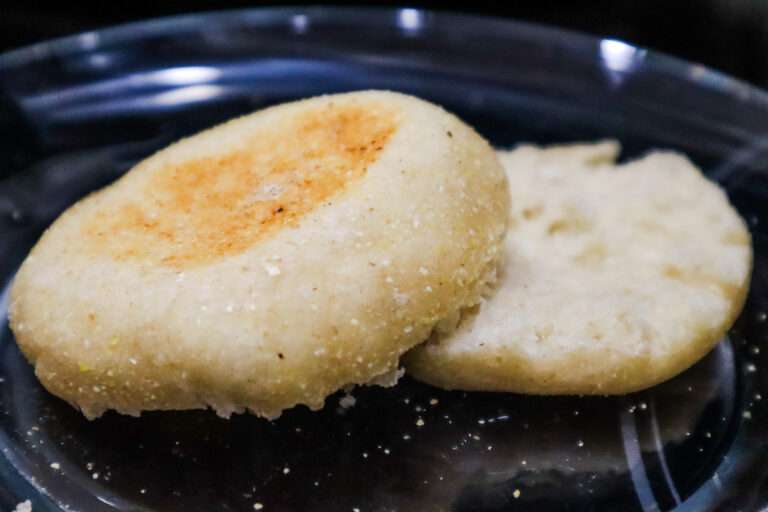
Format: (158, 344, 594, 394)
(2, 0, 768, 88)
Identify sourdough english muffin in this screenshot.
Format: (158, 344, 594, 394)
(9, 91, 508, 419)
(406, 142, 752, 394)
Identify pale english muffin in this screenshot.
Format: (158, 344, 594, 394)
(9, 91, 509, 419)
(406, 141, 752, 394)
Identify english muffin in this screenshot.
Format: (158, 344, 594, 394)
(9, 91, 509, 418)
(405, 141, 751, 394)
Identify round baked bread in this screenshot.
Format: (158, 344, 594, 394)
(9, 91, 509, 418)
(405, 141, 752, 394)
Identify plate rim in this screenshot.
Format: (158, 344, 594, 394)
(1, 5, 768, 112)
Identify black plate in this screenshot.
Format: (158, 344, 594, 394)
(1, 7, 768, 512)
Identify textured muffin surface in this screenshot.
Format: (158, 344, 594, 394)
(406, 142, 752, 394)
(9, 91, 509, 418)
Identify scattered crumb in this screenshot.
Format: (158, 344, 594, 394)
(282, 467, 290, 475)
(50, 462, 60, 470)
(429, 398, 439, 406)
(416, 418, 425, 427)
(339, 394, 356, 409)
(513, 489, 521, 499)
(253, 504, 264, 510)
(13, 501, 31, 512)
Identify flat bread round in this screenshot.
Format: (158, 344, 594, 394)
(405, 142, 751, 394)
(9, 91, 509, 418)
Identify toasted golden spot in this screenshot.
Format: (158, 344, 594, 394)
(662, 264, 739, 299)
(521, 204, 543, 220)
(84, 102, 399, 267)
(534, 324, 553, 342)
(546, 212, 591, 235)
(722, 229, 750, 246)
(574, 242, 606, 266)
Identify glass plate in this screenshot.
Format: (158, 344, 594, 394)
(1, 7, 767, 511)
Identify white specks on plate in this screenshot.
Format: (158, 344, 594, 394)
(13, 500, 32, 512)
(339, 394, 356, 409)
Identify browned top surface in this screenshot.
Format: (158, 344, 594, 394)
(84, 101, 399, 268)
